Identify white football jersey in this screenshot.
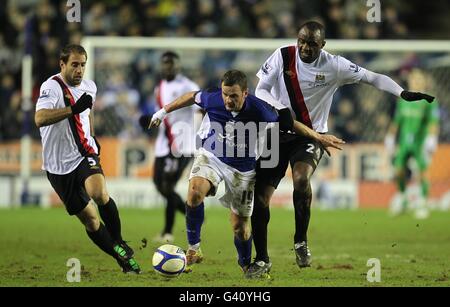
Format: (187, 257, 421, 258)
(36, 73, 98, 174)
(154, 74, 200, 157)
(257, 45, 366, 132)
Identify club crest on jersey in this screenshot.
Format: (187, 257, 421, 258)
(315, 73, 326, 83)
(40, 89, 51, 98)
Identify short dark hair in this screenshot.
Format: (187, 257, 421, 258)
(161, 51, 180, 60)
(221, 70, 247, 90)
(299, 21, 325, 40)
(60, 44, 87, 63)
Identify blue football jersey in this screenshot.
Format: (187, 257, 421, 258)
(195, 88, 279, 172)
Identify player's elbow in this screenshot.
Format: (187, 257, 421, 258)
(35, 112, 44, 128)
(35, 110, 48, 128)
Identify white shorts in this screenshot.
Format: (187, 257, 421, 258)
(189, 148, 256, 217)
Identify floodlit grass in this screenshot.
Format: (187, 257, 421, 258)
(0, 206, 449, 287)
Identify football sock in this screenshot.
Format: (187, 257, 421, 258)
(420, 178, 429, 198)
(98, 197, 122, 242)
(293, 188, 311, 243)
(234, 235, 252, 268)
(398, 176, 406, 193)
(163, 192, 186, 234)
(251, 204, 270, 263)
(86, 223, 116, 258)
(174, 193, 187, 215)
(186, 202, 204, 246)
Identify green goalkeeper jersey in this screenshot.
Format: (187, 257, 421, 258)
(394, 98, 439, 149)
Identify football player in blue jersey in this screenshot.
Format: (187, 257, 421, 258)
(149, 70, 344, 276)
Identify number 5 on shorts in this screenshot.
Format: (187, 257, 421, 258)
(87, 157, 97, 166)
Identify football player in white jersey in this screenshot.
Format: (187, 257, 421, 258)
(247, 21, 435, 278)
(35, 44, 141, 274)
(140, 51, 200, 244)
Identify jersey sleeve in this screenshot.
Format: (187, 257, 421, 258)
(88, 80, 98, 104)
(36, 80, 61, 111)
(256, 48, 283, 86)
(336, 55, 367, 86)
(255, 98, 279, 123)
(428, 100, 440, 124)
(194, 90, 206, 109)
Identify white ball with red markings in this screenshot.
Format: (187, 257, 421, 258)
(152, 244, 186, 277)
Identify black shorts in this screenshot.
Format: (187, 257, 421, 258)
(256, 132, 324, 189)
(47, 155, 104, 215)
(153, 154, 192, 187)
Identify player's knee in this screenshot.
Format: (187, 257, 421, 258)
(254, 192, 269, 208)
(83, 215, 100, 232)
(293, 175, 310, 193)
(395, 170, 406, 181)
(187, 189, 205, 207)
(91, 192, 109, 206)
(156, 183, 173, 198)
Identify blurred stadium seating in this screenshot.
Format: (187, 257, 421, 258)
(0, 0, 449, 210)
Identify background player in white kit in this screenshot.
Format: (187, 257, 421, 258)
(140, 51, 200, 244)
(35, 44, 141, 274)
(247, 21, 435, 278)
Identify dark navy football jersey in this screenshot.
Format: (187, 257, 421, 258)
(195, 88, 279, 172)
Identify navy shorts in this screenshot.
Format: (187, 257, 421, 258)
(256, 132, 324, 189)
(47, 155, 104, 215)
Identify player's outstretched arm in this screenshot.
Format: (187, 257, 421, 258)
(35, 93, 93, 127)
(292, 121, 345, 156)
(149, 91, 197, 129)
(360, 70, 435, 103)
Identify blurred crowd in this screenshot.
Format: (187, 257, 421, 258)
(1, 0, 449, 142)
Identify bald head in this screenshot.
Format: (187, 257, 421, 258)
(297, 21, 326, 63)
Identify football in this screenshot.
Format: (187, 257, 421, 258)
(152, 244, 186, 277)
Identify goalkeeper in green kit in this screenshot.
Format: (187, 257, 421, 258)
(385, 69, 439, 219)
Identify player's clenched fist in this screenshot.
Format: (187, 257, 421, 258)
(149, 108, 167, 129)
(71, 92, 93, 114)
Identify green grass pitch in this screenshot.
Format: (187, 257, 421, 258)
(0, 206, 449, 287)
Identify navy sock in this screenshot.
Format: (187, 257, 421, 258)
(186, 203, 204, 245)
(234, 235, 253, 268)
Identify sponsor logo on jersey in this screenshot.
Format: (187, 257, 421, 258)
(284, 70, 295, 77)
(261, 62, 272, 75)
